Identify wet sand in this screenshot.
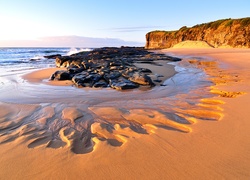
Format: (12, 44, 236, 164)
(22, 67, 74, 86)
(0, 48, 250, 179)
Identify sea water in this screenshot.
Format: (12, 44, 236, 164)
(0, 47, 92, 76)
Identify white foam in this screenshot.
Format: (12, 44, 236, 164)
(66, 47, 92, 56)
(30, 55, 44, 61)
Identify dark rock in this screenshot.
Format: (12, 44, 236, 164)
(50, 70, 72, 81)
(55, 56, 72, 67)
(93, 81, 108, 88)
(110, 78, 139, 90)
(70, 60, 83, 68)
(49, 46, 180, 90)
(89, 74, 102, 83)
(110, 66, 123, 71)
(167, 56, 181, 62)
(67, 66, 84, 74)
(72, 72, 102, 87)
(44, 54, 61, 59)
(128, 72, 155, 86)
(82, 62, 93, 70)
(154, 79, 162, 83)
(110, 61, 122, 66)
(121, 67, 138, 79)
(104, 71, 121, 82)
(156, 74, 164, 78)
(72, 72, 89, 87)
(138, 68, 152, 73)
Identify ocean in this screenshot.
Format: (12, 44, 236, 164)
(0, 47, 92, 76)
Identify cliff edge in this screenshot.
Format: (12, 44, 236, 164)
(145, 17, 250, 49)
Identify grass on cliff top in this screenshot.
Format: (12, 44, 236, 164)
(194, 18, 231, 29)
(195, 17, 250, 29)
(151, 30, 176, 33)
(240, 18, 250, 26)
(149, 17, 250, 34)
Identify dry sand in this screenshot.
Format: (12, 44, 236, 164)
(0, 47, 250, 179)
(172, 40, 214, 48)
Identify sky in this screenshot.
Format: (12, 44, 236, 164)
(0, 0, 249, 47)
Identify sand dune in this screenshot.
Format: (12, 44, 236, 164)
(172, 40, 214, 48)
(0, 48, 250, 179)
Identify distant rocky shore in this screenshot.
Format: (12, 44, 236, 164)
(47, 47, 181, 90)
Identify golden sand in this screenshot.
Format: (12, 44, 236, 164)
(0, 47, 250, 179)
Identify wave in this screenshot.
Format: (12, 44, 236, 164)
(66, 47, 93, 56)
(0, 60, 29, 65)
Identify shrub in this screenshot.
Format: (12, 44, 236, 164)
(225, 19, 233, 27)
(179, 26, 188, 31)
(209, 19, 229, 29)
(240, 18, 250, 27)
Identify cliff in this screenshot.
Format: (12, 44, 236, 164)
(145, 17, 250, 49)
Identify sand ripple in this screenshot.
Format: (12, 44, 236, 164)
(0, 56, 245, 154)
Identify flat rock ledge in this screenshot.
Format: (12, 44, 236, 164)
(49, 47, 181, 90)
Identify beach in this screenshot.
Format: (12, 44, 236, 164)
(0, 47, 250, 179)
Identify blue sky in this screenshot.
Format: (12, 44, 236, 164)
(0, 0, 249, 47)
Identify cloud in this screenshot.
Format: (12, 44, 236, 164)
(101, 26, 167, 32)
(0, 36, 144, 47)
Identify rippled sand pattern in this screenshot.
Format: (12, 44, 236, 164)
(0, 57, 245, 154)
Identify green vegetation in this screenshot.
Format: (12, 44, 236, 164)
(148, 17, 250, 36)
(149, 30, 177, 35)
(151, 30, 167, 33)
(179, 26, 188, 31)
(225, 19, 233, 27)
(194, 18, 231, 29)
(191, 18, 250, 29)
(240, 17, 250, 27)
(210, 19, 230, 29)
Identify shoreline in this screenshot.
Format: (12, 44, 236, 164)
(0, 48, 250, 179)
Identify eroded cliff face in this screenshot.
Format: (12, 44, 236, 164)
(145, 18, 250, 49)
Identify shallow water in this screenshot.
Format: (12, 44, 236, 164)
(0, 47, 92, 76)
(0, 50, 222, 154)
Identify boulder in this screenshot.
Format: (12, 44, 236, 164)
(50, 70, 72, 81)
(93, 81, 108, 88)
(44, 54, 61, 59)
(55, 56, 73, 67)
(72, 72, 102, 87)
(110, 78, 139, 90)
(104, 71, 121, 82)
(128, 72, 155, 86)
(138, 68, 152, 73)
(67, 66, 84, 74)
(72, 72, 90, 87)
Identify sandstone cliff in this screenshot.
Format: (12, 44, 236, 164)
(145, 17, 250, 49)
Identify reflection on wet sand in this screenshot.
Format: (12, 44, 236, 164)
(0, 54, 244, 154)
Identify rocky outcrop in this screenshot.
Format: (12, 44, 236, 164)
(48, 47, 181, 90)
(44, 54, 62, 59)
(145, 17, 250, 49)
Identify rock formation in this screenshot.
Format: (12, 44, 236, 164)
(145, 17, 250, 49)
(48, 47, 181, 90)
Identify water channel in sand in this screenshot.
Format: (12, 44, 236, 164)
(0, 53, 224, 154)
